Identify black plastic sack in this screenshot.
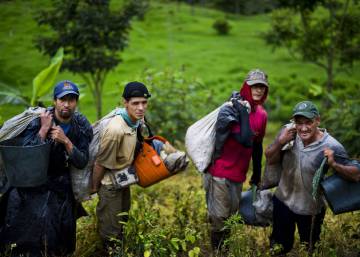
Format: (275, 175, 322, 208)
(321, 173, 360, 215)
(0, 138, 50, 187)
(239, 189, 257, 224)
(239, 187, 273, 226)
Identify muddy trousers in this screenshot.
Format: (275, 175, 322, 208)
(270, 196, 326, 254)
(96, 185, 131, 246)
(203, 173, 243, 250)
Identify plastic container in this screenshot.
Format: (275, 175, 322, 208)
(134, 136, 170, 187)
(321, 174, 360, 215)
(0, 138, 50, 187)
(239, 188, 257, 225)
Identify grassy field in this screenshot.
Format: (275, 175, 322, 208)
(1, 0, 359, 123)
(1, 1, 360, 256)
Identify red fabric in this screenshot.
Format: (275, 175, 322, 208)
(209, 107, 267, 182)
(209, 82, 268, 183)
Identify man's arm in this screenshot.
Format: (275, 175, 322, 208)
(91, 162, 106, 193)
(265, 126, 296, 165)
(324, 148, 360, 182)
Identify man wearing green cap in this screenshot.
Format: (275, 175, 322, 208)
(265, 100, 355, 254)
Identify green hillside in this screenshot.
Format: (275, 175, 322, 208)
(1, 1, 359, 256)
(1, 0, 359, 123)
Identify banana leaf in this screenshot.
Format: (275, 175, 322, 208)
(0, 82, 29, 106)
(31, 48, 64, 106)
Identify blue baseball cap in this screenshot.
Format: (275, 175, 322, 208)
(53, 80, 79, 99)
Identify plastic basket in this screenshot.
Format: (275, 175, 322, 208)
(0, 138, 50, 187)
(321, 174, 360, 215)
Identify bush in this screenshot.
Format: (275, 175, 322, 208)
(323, 95, 360, 158)
(212, 18, 231, 35)
(127, 68, 217, 144)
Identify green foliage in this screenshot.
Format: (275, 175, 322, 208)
(223, 214, 271, 257)
(0, 48, 64, 108)
(263, 0, 360, 107)
(212, 18, 231, 35)
(323, 86, 360, 157)
(0, 82, 28, 106)
(113, 171, 207, 256)
(74, 164, 360, 257)
(164, 0, 277, 14)
(266, 76, 313, 121)
(276, 0, 322, 12)
(212, 0, 277, 14)
(131, 69, 217, 143)
(2, 1, 360, 124)
(31, 47, 63, 105)
(35, 0, 148, 119)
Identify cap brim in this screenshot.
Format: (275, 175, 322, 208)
(247, 80, 268, 87)
(56, 91, 79, 99)
(293, 112, 316, 119)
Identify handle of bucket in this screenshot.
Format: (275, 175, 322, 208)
(143, 116, 154, 138)
(251, 184, 257, 203)
(136, 118, 154, 144)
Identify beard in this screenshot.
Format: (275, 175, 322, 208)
(59, 109, 74, 120)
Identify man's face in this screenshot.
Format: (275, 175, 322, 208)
(294, 115, 320, 146)
(53, 94, 78, 122)
(250, 84, 267, 101)
(124, 97, 148, 122)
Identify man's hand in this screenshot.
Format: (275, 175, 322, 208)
(50, 125, 67, 144)
(38, 111, 53, 140)
(50, 125, 73, 153)
(278, 127, 296, 145)
(324, 147, 335, 167)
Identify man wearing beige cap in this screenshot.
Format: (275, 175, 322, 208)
(204, 69, 269, 251)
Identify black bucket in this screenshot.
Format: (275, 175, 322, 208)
(321, 174, 360, 215)
(0, 138, 50, 187)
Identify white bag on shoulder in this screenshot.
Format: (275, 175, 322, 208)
(185, 103, 228, 173)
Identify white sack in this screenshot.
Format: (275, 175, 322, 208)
(185, 103, 228, 173)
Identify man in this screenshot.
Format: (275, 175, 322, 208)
(0, 80, 93, 256)
(204, 69, 269, 251)
(265, 100, 354, 254)
(93, 81, 151, 250)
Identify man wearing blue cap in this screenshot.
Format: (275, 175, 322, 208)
(92, 81, 151, 252)
(265, 100, 355, 255)
(0, 80, 93, 256)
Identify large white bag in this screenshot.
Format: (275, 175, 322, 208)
(185, 103, 228, 173)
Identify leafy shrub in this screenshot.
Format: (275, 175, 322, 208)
(129, 68, 217, 144)
(212, 18, 231, 35)
(75, 165, 360, 257)
(115, 170, 207, 257)
(323, 90, 360, 158)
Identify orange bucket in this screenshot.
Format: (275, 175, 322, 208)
(134, 136, 170, 187)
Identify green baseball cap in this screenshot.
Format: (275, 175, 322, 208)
(292, 101, 320, 119)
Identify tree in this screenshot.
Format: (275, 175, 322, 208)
(35, 0, 148, 119)
(263, 0, 360, 107)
